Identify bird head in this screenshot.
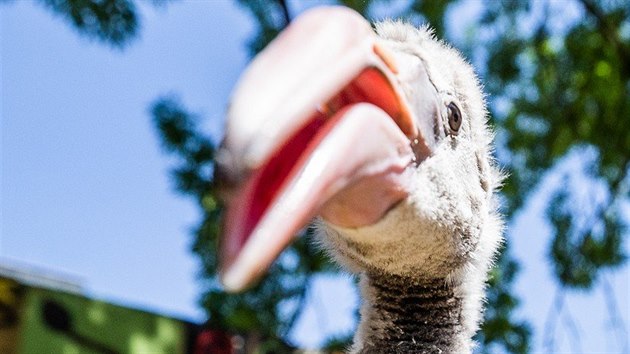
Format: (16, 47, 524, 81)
(216, 6, 502, 291)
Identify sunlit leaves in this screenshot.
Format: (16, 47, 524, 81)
(482, 0, 628, 295)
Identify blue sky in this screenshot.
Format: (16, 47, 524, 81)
(1, 1, 627, 352)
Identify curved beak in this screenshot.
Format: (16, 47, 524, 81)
(215, 6, 435, 291)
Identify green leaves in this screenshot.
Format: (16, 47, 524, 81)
(476, 245, 531, 354)
(35, 0, 627, 351)
(40, 0, 138, 47)
(151, 97, 215, 197)
(145, 1, 630, 352)
(235, 0, 289, 56)
(31, 0, 176, 48)
(547, 170, 626, 288)
(481, 0, 629, 295)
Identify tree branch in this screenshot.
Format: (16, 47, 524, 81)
(277, 0, 291, 26)
(283, 278, 309, 337)
(543, 289, 565, 352)
(602, 274, 630, 353)
(561, 304, 583, 354)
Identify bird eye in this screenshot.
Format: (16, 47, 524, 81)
(447, 102, 462, 133)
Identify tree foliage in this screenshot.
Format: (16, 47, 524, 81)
(479, 1, 629, 290)
(153, 1, 628, 352)
(13, 0, 629, 352)
(13, 0, 173, 47)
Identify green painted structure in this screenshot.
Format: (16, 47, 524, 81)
(0, 263, 197, 354)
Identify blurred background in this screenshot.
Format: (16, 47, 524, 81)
(1, 0, 628, 353)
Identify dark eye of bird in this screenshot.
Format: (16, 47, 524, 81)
(447, 102, 462, 133)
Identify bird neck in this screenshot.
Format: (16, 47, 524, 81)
(353, 272, 471, 354)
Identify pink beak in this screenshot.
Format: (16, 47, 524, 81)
(216, 7, 434, 291)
